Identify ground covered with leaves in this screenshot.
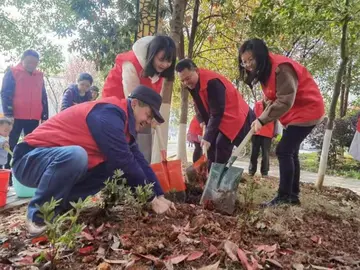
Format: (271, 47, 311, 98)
(1, 175, 360, 270)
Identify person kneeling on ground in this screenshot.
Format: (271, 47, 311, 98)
(12, 85, 174, 237)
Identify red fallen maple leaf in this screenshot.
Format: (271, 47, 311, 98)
(237, 248, 254, 270)
(31, 235, 48, 245)
(81, 231, 95, 241)
(17, 256, 34, 265)
(166, 254, 189, 264)
(311, 235, 322, 244)
(95, 223, 105, 235)
(2, 242, 10, 249)
(187, 251, 204, 261)
(78, 245, 94, 255)
(9, 221, 21, 229)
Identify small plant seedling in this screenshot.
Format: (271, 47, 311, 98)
(36, 196, 91, 269)
(101, 170, 155, 214)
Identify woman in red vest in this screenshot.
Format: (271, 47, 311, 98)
(249, 100, 275, 177)
(187, 116, 203, 163)
(102, 35, 176, 163)
(239, 38, 325, 207)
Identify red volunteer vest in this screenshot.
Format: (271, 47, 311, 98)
(102, 51, 163, 99)
(198, 69, 249, 141)
(188, 116, 202, 136)
(25, 97, 131, 169)
(11, 64, 43, 120)
(254, 101, 274, 138)
(262, 53, 324, 126)
(357, 117, 360, 132)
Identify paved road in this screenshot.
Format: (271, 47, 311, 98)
(166, 142, 360, 195)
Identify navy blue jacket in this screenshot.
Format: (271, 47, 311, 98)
(13, 99, 164, 197)
(61, 84, 92, 111)
(1, 68, 48, 120)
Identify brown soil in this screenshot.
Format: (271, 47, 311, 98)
(1, 175, 360, 270)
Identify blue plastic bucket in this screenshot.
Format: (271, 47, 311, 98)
(12, 175, 36, 198)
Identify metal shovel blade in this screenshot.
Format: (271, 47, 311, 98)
(200, 162, 243, 215)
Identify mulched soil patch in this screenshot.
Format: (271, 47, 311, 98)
(0, 175, 360, 269)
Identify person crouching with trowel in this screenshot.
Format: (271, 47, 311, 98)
(11, 85, 175, 237)
(176, 59, 255, 169)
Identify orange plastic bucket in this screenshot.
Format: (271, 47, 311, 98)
(0, 169, 11, 207)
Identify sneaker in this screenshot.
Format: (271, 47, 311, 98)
(260, 195, 300, 208)
(26, 220, 47, 238)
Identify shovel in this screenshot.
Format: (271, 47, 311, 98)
(150, 126, 186, 202)
(186, 126, 208, 188)
(200, 127, 255, 215)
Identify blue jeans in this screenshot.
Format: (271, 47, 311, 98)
(12, 146, 108, 224)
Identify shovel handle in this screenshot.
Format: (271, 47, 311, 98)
(4, 147, 13, 156)
(155, 126, 167, 160)
(201, 125, 208, 158)
(228, 127, 255, 167)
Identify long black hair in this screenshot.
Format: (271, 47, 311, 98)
(238, 38, 272, 86)
(143, 35, 176, 80)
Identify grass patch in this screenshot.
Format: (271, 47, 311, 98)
(299, 152, 360, 180)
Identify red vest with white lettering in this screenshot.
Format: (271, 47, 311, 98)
(11, 64, 43, 120)
(102, 51, 163, 99)
(198, 69, 249, 141)
(262, 53, 324, 126)
(25, 97, 131, 169)
(254, 101, 274, 138)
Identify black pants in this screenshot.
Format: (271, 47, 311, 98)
(207, 109, 256, 168)
(276, 125, 314, 199)
(249, 135, 271, 176)
(193, 142, 202, 163)
(6, 119, 39, 171)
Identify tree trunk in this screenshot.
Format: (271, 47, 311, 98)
(316, 4, 350, 189)
(343, 60, 352, 117)
(151, 0, 187, 163)
(176, 32, 188, 161)
(339, 66, 347, 117)
(176, 0, 200, 162)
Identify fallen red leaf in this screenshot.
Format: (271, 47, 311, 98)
(167, 254, 188, 264)
(9, 221, 21, 229)
(266, 258, 283, 268)
(197, 260, 220, 270)
(224, 240, 239, 261)
(255, 244, 277, 254)
(237, 248, 253, 270)
(96, 223, 105, 234)
(278, 248, 295, 255)
(134, 253, 161, 262)
(79, 245, 94, 255)
(187, 251, 204, 261)
(209, 244, 218, 254)
(310, 235, 322, 244)
(2, 242, 9, 249)
(250, 255, 260, 270)
(18, 256, 33, 265)
(81, 231, 95, 241)
(31, 235, 48, 245)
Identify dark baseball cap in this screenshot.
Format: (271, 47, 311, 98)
(129, 85, 165, 123)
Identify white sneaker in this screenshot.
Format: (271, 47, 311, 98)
(26, 220, 47, 238)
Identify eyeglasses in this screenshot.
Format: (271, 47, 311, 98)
(240, 58, 255, 68)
